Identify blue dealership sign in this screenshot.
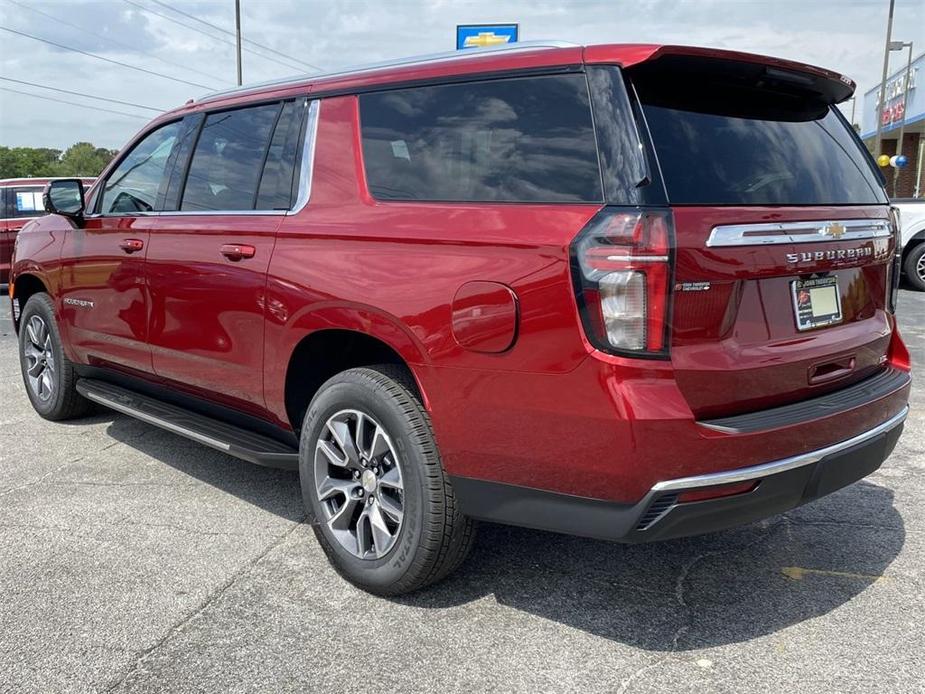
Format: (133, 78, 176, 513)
(456, 24, 519, 50)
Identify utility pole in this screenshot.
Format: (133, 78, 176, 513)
(873, 0, 895, 158)
(892, 41, 914, 196)
(234, 0, 242, 86)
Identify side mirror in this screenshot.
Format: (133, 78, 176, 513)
(44, 179, 86, 222)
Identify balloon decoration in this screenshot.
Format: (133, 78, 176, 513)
(878, 154, 909, 168)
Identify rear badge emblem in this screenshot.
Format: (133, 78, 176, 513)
(786, 246, 874, 264)
(822, 222, 846, 239)
(675, 281, 711, 292)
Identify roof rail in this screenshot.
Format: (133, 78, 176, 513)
(197, 40, 580, 104)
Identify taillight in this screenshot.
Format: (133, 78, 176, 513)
(888, 324, 911, 372)
(888, 206, 901, 313)
(571, 207, 673, 357)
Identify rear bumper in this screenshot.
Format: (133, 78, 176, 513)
(451, 406, 907, 542)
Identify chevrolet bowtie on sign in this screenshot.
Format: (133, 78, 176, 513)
(456, 24, 519, 50)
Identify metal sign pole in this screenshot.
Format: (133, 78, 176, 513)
(874, 0, 896, 158)
(235, 0, 243, 86)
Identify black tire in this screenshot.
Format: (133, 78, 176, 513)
(903, 242, 925, 292)
(299, 365, 475, 596)
(18, 293, 90, 421)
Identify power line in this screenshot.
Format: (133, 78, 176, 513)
(2, 0, 230, 86)
(0, 87, 151, 120)
(121, 0, 309, 75)
(0, 76, 165, 112)
(0, 25, 215, 90)
(148, 0, 322, 71)
(121, 0, 257, 62)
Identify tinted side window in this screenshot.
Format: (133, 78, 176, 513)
(181, 103, 281, 211)
(256, 99, 303, 210)
(101, 121, 182, 214)
(359, 74, 602, 203)
(8, 186, 45, 218)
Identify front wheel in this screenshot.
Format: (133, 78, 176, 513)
(299, 365, 475, 595)
(18, 293, 90, 421)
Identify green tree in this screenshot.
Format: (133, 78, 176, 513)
(56, 142, 117, 177)
(0, 146, 61, 177)
(0, 143, 116, 178)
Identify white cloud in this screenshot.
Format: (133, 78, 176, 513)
(0, 0, 922, 150)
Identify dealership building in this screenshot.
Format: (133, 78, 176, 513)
(861, 51, 924, 198)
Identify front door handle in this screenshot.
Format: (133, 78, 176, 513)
(221, 244, 256, 261)
(119, 238, 145, 254)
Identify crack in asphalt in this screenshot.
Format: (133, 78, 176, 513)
(617, 520, 787, 694)
(0, 426, 158, 498)
(782, 517, 917, 533)
(0, 519, 271, 540)
(45, 480, 201, 488)
(0, 447, 117, 500)
(104, 516, 309, 693)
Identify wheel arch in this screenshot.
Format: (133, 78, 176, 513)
(901, 234, 925, 263)
(10, 272, 49, 333)
(282, 326, 430, 436)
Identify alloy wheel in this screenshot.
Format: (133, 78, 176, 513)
(917, 253, 925, 285)
(314, 409, 405, 560)
(23, 315, 55, 402)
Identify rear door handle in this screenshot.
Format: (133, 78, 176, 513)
(119, 238, 145, 254)
(221, 244, 256, 261)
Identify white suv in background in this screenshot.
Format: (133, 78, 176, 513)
(895, 198, 925, 291)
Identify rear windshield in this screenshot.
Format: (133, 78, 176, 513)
(633, 69, 887, 206)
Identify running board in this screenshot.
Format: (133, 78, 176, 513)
(76, 379, 299, 470)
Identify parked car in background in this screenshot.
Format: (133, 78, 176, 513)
(11, 42, 911, 595)
(893, 198, 925, 291)
(1, 178, 95, 283)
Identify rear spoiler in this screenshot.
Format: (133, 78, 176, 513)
(584, 44, 855, 104)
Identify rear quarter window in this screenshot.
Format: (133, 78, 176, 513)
(359, 73, 602, 203)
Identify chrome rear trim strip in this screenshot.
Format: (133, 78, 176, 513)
(651, 406, 908, 492)
(706, 219, 891, 247)
(288, 99, 320, 216)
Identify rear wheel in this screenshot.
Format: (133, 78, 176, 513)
(904, 242, 925, 291)
(299, 365, 475, 595)
(18, 293, 90, 421)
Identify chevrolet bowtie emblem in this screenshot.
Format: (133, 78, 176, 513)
(463, 32, 511, 48)
(822, 222, 847, 239)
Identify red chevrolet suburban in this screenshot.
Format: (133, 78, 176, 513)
(12, 42, 911, 595)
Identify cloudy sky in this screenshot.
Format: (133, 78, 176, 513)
(1, 0, 923, 151)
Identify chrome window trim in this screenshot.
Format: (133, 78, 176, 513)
(288, 99, 320, 216)
(706, 219, 892, 247)
(156, 210, 287, 217)
(651, 406, 908, 492)
(89, 100, 319, 220)
(89, 210, 287, 218)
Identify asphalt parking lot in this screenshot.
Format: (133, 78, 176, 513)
(0, 290, 922, 694)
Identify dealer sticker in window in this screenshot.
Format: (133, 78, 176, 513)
(791, 276, 842, 331)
